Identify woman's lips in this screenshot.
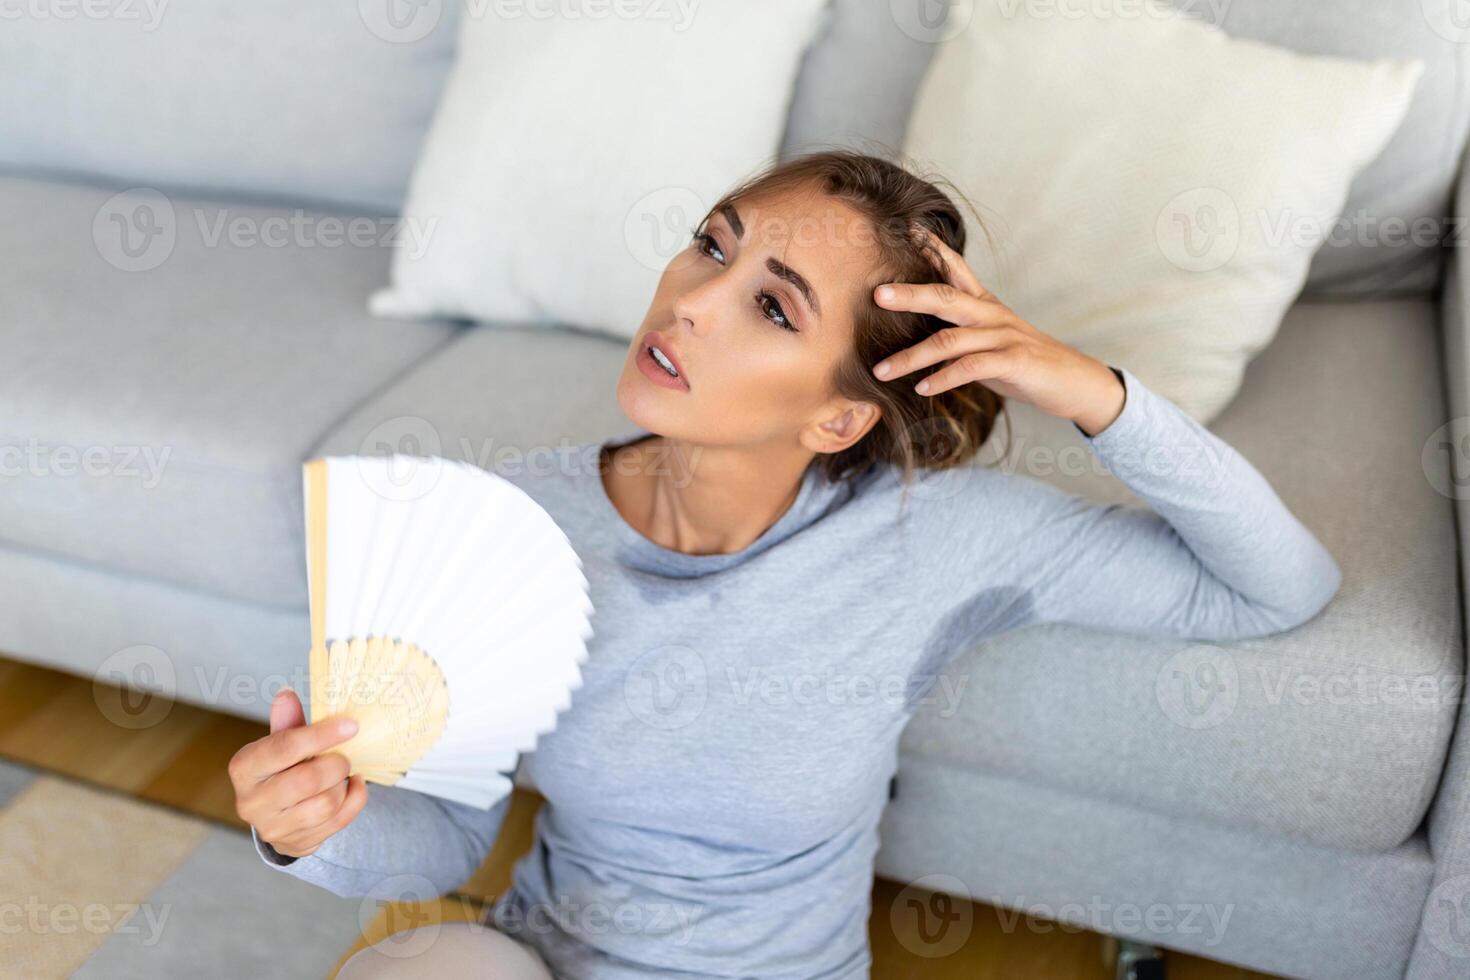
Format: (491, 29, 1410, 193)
(637, 333, 690, 392)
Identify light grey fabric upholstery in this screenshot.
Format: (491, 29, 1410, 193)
(0, 542, 307, 722)
(876, 755, 1434, 980)
(1405, 141, 1470, 980)
(311, 323, 631, 462)
(0, 2, 460, 213)
(0, 174, 458, 606)
(779, 0, 937, 161)
(899, 297, 1460, 852)
(781, 0, 1470, 299)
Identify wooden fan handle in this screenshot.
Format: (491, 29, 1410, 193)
(304, 459, 329, 725)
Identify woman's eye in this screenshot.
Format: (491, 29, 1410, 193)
(690, 231, 794, 332)
(692, 231, 723, 263)
(757, 291, 795, 332)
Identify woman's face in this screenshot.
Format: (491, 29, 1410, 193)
(616, 186, 884, 454)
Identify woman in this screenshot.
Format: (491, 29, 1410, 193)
(230, 151, 1341, 978)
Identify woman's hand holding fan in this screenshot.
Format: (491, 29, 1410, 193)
(300, 453, 595, 811)
(230, 687, 368, 859)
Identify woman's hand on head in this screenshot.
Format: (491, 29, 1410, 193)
(869, 229, 1125, 438)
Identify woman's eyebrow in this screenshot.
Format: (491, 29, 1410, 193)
(719, 203, 821, 319)
(718, 204, 744, 239)
(766, 258, 821, 318)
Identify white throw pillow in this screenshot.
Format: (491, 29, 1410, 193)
(370, 0, 832, 339)
(901, 0, 1423, 423)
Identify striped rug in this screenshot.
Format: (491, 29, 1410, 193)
(0, 756, 367, 979)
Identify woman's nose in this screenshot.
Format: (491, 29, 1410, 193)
(672, 279, 725, 338)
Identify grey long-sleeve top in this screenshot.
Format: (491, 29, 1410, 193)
(252, 365, 1340, 978)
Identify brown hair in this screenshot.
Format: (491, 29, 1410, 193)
(696, 147, 1011, 488)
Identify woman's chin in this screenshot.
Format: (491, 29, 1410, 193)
(615, 370, 673, 430)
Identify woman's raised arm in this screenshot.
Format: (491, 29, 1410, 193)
(1008, 364, 1338, 640)
(873, 231, 1340, 643)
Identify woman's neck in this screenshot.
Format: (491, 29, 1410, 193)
(600, 435, 812, 556)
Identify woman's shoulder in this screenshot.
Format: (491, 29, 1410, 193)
(848, 455, 1028, 509)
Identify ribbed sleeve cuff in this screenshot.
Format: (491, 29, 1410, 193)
(1072, 364, 1133, 442)
(251, 824, 300, 867)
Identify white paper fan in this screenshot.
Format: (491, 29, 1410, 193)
(302, 453, 594, 810)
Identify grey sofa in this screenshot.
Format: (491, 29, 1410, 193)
(2, 3, 1467, 978)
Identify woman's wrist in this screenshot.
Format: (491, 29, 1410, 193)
(1071, 362, 1127, 438)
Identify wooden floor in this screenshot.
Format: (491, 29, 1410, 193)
(0, 655, 1275, 979)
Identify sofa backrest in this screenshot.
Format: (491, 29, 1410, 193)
(781, 0, 1470, 301)
(3, 1, 1462, 297)
(0, 1, 461, 214)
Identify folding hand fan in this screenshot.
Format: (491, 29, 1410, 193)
(302, 454, 594, 810)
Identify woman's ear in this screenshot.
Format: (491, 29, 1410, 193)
(805, 401, 881, 456)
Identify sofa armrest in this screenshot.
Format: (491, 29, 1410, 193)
(1408, 145, 1470, 978)
(1442, 150, 1470, 603)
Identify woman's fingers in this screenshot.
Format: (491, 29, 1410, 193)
(914, 226, 990, 299)
(270, 774, 368, 856)
(234, 714, 359, 787)
(915, 349, 1019, 397)
(872, 324, 1013, 382)
(234, 741, 353, 833)
(874, 279, 1017, 332)
(870, 233, 1021, 395)
(260, 752, 354, 818)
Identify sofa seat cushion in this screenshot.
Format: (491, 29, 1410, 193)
(312, 322, 632, 463)
(899, 298, 1459, 852)
(0, 174, 458, 606)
